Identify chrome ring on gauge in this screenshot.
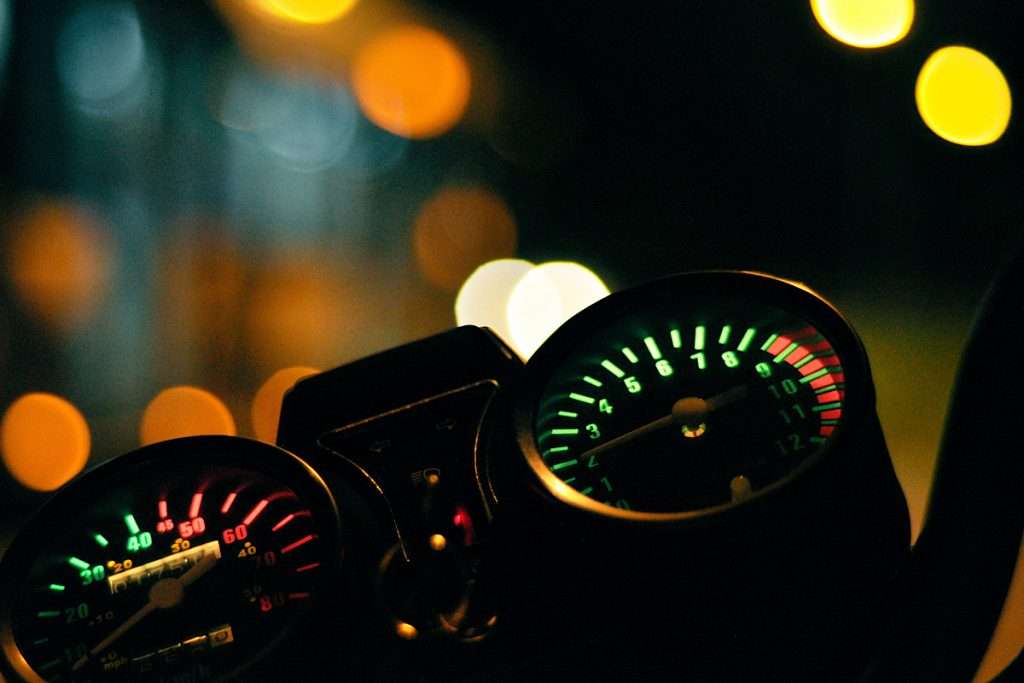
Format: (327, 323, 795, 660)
(0, 436, 341, 683)
(512, 270, 872, 520)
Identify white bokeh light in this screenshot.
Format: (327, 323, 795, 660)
(455, 259, 534, 346)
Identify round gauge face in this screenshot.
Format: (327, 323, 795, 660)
(0, 437, 339, 682)
(518, 271, 868, 519)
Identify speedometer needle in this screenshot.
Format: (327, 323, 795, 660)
(575, 384, 749, 461)
(72, 552, 218, 671)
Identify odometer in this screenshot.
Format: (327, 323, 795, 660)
(0, 437, 340, 682)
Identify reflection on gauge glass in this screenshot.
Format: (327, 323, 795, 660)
(0, 437, 338, 682)
(525, 272, 862, 517)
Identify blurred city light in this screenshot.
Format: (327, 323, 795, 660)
(5, 200, 115, 334)
(251, 366, 320, 442)
(1, 393, 90, 491)
(250, 0, 359, 25)
(244, 254, 356, 370)
(140, 386, 237, 446)
(810, 0, 914, 48)
(455, 258, 534, 346)
(916, 46, 1012, 146)
(506, 262, 609, 358)
(413, 186, 518, 291)
(352, 24, 471, 139)
(219, 66, 360, 172)
(56, 2, 151, 118)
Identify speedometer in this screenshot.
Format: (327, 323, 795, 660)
(0, 436, 340, 682)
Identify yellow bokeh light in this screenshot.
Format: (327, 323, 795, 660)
(810, 0, 914, 48)
(251, 0, 357, 24)
(5, 201, 114, 333)
(414, 186, 518, 292)
(245, 254, 356, 370)
(1, 393, 90, 491)
(454, 258, 534, 346)
(140, 386, 237, 446)
(251, 366, 320, 443)
(506, 262, 610, 359)
(916, 46, 1012, 146)
(352, 25, 471, 139)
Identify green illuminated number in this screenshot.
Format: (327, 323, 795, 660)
(778, 405, 806, 425)
(64, 603, 89, 624)
(755, 362, 772, 378)
(624, 376, 642, 394)
(614, 499, 631, 510)
(601, 477, 613, 492)
(768, 379, 799, 399)
(722, 351, 740, 368)
(127, 532, 152, 553)
(81, 565, 104, 585)
(655, 359, 674, 376)
(79, 569, 93, 586)
(93, 565, 105, 581)
(63, 644, 87, 664)
(587, 455, 599, 469)
(586, 423, 601, 439)
(598, 398, 614, 414)
(775, 433, 804, 455)
(689, 352, 706, 370)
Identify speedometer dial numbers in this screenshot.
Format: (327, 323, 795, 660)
(0, 437, 340, 683)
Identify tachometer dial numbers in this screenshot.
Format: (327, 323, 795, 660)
(517, 272, 865, 518)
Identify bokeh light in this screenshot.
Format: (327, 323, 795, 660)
(1, 393, 90, 491)
(56, 2, 149, 117)
(244, 254, 357, 370)
(413, 186, 518, 291)
(140, 386, 237, 446)
(251, 366, 320, 442)
(916, 46, 1012, 146)
(506, 262, 610, 359)
(250, 0, 358, 25)
(454, 258, 534, 345)
(5, 201, 115, 334)
(352, 25, 471, 139)
(810, 0, 914, 49)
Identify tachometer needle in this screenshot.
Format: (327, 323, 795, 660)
(575, 385, 749, 461)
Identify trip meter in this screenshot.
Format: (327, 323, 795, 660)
(0, 436, 341, 682)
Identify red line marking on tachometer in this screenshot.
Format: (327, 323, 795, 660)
(767, 336, 792, 356)
(295, 562, 321, 573)
(786, 347, 811, 366)
(811, 372, 844, 389)
(281, 535, 316, 554)
(819, 409, 842, 420)
(243, 499, 270, 526)
(816, 390, 842, 404)
(288, 592, 311, 600)
(221, 492, 238, 514)
(820, 425, 835, 436)
(802, 338, 834, 352)
(189, 493, 203, 519)
(271, 510, 312, 532)
(158, 499, 168, 519)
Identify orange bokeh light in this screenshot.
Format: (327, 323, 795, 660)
(140, 386, 237, 446)
(251, 366, 320, 443)
(1, 393, 90, 491)
(413, 186, 518, 292)
(5, 201, 114, 333)
(352, 24, 471, 139)
(250, 0, 358, 25)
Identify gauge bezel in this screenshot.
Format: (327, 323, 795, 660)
(511, 270, 875, 522)
(0, 435, 343, 683)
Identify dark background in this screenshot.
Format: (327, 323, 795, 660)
(0, 1, 1020, 678)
